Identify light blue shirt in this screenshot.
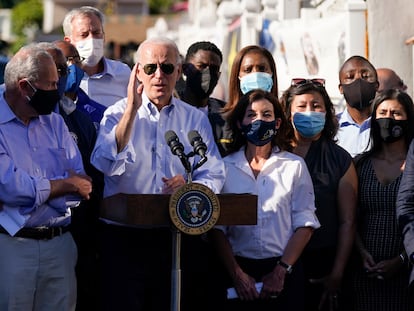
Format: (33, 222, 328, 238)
(91, 93, 225, 198)
(80, 57, 131, 108)
(336, 108, 371, 157)
(0, 93, 85, 228)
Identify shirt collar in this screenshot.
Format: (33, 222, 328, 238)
(0, 92, 18, 124)
(141, 92, 176, 117)
(89, 57, 113, 78)
(338, 108, 371, 128)
(226, 145, 281, 166)
(0, 92, 54, 125)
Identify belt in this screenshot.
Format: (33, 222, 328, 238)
(0, 226, 70, 240)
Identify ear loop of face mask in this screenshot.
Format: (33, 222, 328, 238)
(24, 80, 36, 101)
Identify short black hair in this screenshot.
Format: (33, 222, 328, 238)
(185, 41, 223, 63)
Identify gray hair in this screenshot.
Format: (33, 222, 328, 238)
(36, 42, 60, 54)
(136, 37, 181, 65)
(4, 44, 54, 89)
(63, 6, 105, 37)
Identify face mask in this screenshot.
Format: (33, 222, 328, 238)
(183, 64, 219, 99)
(75, 38, 104, 67)
(57, 75, 67, 98)
(65, 64, 84, 93)
(375, 118, 407, 143)
(239, 72, 273, 94)
(241, 119, 276, 146)
(25, 80, 60, 115)
(292, 111, 326, 138)
(341, 78, 377, 111)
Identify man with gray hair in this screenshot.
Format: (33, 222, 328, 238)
(0, 44, 92, 310)
(91, 37, 225, 310)
(63, 6, 131, 108)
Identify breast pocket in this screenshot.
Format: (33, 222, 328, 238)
(34, 147, 69, 178)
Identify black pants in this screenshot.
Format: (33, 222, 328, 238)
(100, 224, 172, 311)
(70, 201, 101, 311)
(302, 247, 337, 311)
(100, 223, 224, 311)
(409, 282, 414, 311)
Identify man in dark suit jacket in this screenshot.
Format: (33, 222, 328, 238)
(397, 139, 414, 311)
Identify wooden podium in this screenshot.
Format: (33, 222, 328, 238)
(101, 193, 257, 226)
(101, 193, 257, 311)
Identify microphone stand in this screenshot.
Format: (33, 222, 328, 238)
(169, 132, 208, 311)
(171, 157, 192, 311)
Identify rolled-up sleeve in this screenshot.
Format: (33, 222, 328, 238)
(291, 159, 321, 230)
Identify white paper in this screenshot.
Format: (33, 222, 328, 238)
(66, 194, 82, 208)
(0, 205, 30, 236)
(227, 282, 263, 299)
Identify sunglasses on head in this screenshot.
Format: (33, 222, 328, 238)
(291, 78, 326, 88)
(140, 63, 175, 75)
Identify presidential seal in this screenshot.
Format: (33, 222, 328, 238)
(169, 183, 220, 235)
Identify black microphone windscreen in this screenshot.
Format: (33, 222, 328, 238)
(188, 130, 201, 146)
(165, 130, 178, 144)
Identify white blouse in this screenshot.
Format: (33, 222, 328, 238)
(219, 147, 320, 259)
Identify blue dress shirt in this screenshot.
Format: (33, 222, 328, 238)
(335, 108, 371, 157)
(80, 57, 131, 108)
(0, 94, 85, 228)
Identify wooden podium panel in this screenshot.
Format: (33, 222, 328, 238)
(101, 193, 257, 226)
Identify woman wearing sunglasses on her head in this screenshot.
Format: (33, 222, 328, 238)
(280, 78, 358, 311)
(211, 89, 320, 311)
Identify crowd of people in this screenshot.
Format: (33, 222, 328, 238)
(0, 5, 413, 311)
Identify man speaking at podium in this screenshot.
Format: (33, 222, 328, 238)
(91, 37, 225, 311)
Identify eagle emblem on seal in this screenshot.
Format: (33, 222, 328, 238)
(184, 195, 207, 223)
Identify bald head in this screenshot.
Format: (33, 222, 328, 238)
(377, 68, 407, 92)
(53, 40, 82, 64)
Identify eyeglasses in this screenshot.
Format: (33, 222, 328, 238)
(66, 56, 85, 65)
(291, 78, 326, 88)
(57, 65, 70, 77)
(140, 63, 175, 75)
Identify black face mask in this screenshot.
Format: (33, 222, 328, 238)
(183, 63, 219, 100)
(341, 78, 377, 111)
(375, 118, 407, 143)
(26, 81, 60, 115)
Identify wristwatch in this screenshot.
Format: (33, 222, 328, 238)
(277, 260, 293, 274)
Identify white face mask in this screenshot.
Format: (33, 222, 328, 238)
(75, 38, 104, 67)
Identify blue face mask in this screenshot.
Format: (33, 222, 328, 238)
(65, 64, 84, 93)
(57, 75, 67, 98)
(293, 111, 326, 138)
(239, 72, 273, 94)
(241, 119, 276, 146)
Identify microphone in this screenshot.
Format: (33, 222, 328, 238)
(188, 130, 208, 169)
(188, 130, 207, 158)
(165, 130, 191, 172)
(165, 130, 186, 158)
